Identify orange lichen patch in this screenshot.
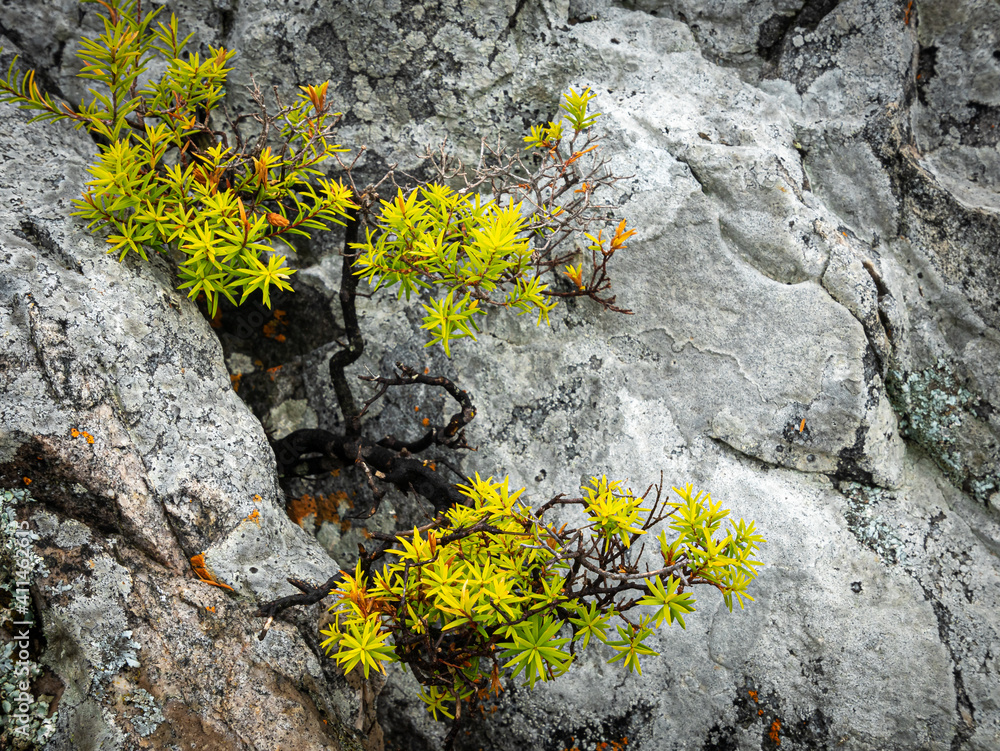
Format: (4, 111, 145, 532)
(262, 310, 288, 341)
(70, 428, 80, 438)
(230, 373, 242, 392)
(769, 719, 781, 745)
(205, 605, 216, 613)
(414, 406, 420, 412)
(84, 432, 94, 444)
(190, 553, 235, 591)
(22, 477, 31, 485)
(421, 417, 430, 427)
(748, 689, 758, 702)
(245, 509, 260, 525)
(566, 737, 628, 751)
(318, 490, 350, 519)
(330, 469, 340, 477)
(287, 491, 351, 527)
(266, 365, 282, 381)
(252, 494, 262, 503)
(287, 493, 317, 525)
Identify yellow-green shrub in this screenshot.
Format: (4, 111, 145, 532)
(321, 475, 764, 720)
(353, 88, 636, 355)
(0, 0, 356, 316)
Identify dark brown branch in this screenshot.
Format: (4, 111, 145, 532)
(254, 541, 392, 635)
(328, 208, 365, 433)
(360, 362, 477, 449)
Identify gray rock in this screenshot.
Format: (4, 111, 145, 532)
(0, 35, 363, 751)
(1, 0, 999, 749)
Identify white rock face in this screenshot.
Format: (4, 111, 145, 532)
(2, 0, 999, 750)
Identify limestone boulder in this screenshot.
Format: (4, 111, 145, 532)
(1, 0, 999, 750)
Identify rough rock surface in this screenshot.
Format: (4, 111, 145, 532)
(1, 0, 999, 750)
(0, 35, 364, 751)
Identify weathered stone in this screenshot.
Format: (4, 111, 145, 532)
(0, 36, 363, 749)
(1, 0, 999, 749)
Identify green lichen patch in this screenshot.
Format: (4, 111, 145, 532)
(887, 359, 998, 506)
(123, 688, 164, 737)
(0, 488, 58, 750)
(839, 482, 906, 564)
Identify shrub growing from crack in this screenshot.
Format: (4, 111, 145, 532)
(0, 3, 766, 749)
(1, 0, 356, 316)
